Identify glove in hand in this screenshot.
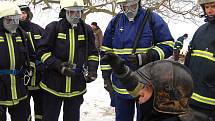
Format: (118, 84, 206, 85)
(85, 71, 97, 83)
(60, 62, 76, 77)
(101, 52, 126, 74)
(128, 54, 138, 65)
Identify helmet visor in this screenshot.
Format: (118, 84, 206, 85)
(65, 9, 82, 25)
(119, 1, 138, 13)
(3, 15, 20, 25)
(3, 15, 20, 33)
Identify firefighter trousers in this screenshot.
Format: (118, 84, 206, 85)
(114, 94, 136, 121)
(0, 98, 28, 121)
(27, 89, 43, 121)
(42, 92, 83, 121)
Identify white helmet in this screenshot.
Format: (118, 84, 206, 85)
(116, 0, 140, 4)
(197, 0, 215, 5)
(60, 0, 85, 11)
(0, 1, 21, 18)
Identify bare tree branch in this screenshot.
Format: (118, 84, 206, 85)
(23, 0, 202, 23)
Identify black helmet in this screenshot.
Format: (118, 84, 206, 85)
(18, 5, 33, 20)
(135, 60, 193, 114)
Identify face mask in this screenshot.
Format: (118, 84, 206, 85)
(120, 1, 139, 21)
(66, 10, 82, 27)
(3, 15, 20, 34)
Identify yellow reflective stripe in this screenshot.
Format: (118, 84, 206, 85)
(30, 62, 36, 86)
(101, 46, 150, 55)
(112, 84, 130, 95)
(57, 33, 66, 39)
(28, 115, 31, 121)
(40, 82, 86, 97)
(191, 93, 215, 106)
(192, 50, 215, 62)
(27, 32, 35, 51)
(35, 114, 43, 119)
(65, 29, 76, 93)
(128, 83, 144, 98)
(100, 64, 112, 71)
(6, 33, 17, 100)
(34, 34, 42, 40)
(0, 95, 27, 106)
(88, 55, 99, 61)
(100, 46, 113, 52)
(78, 35, 85, 41)
(15, 36, 22, 43)
(113, 48, 150, 55)
(27, 86, 40, 90)
(158, 41, 174, 48)
(0, 36, 4, 42)
(152, 46, 165, 60)
(41, 52, 51, 63)
(26, 32, 35, 51)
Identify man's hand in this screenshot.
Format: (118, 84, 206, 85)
(85, 71, 97, 83)
(59, 62, 76, 77)
(128, 53, 149, 66)
(104, 78, 114, 93)
(101, 52, 126, 74)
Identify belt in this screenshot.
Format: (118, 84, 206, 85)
(0, 69, 20, 75)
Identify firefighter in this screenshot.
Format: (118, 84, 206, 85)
(102, 52, 194, 121)
(37, 0, 99, 120)
(184, 0, 215, 120)
(173, 34, 188, 61)
(100, 0, 174, 120)
(18, 4, 45, 121)
(0, 1, 35, 121)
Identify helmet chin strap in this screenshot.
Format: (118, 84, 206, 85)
(205, 15, 215, 23)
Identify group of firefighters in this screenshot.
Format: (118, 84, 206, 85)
(0, 0, 214, 121)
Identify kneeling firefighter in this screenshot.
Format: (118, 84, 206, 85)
(102, 53, 194, 121)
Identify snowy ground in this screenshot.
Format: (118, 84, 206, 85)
(7, 68, 115, 121)
(79, 70, 115, 121)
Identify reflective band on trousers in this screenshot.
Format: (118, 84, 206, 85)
(191, 93, 215, 106)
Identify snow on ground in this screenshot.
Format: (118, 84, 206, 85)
(79, 70, 115, 121)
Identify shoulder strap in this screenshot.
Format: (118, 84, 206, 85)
(132, 8, 152, 54)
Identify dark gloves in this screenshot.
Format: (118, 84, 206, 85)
(104, 78, 114, 93)
(101, 52, 127, 75)
(128, 49, 157, 66)
(128, 53, 149, 66)
(84, 71, 97, 83)
(58, 62, 76, 77)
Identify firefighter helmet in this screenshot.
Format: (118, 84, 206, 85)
(136, 60, 193, 114)
(60, 0, 85, 10)
(0, 1, 21, 18)
(18, 5, 33, 20)
(198, 0, 215, 5)
(116, 0, 140, 4)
